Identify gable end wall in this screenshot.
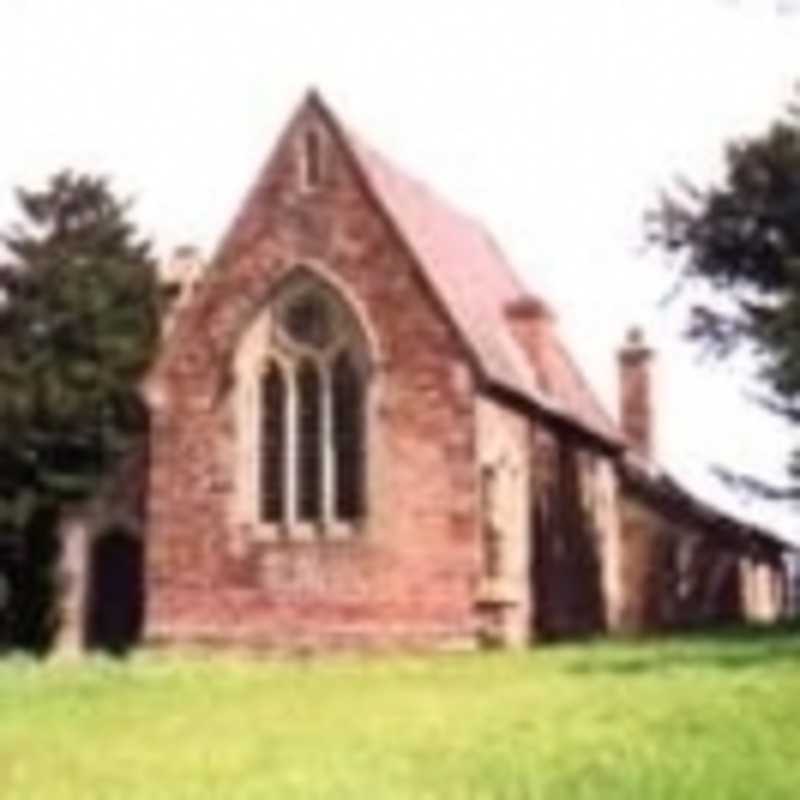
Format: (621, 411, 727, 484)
(144, 106, 481, 651)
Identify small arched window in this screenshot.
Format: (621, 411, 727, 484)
(250, 271, 370, 537)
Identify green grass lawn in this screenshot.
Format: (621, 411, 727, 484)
(1, 629, 800, 799)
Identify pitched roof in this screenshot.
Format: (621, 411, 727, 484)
(621, 455, 795, 552)
(314, 95, 622, 445)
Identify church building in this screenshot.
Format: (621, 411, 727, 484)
(64, 92, 790, 653)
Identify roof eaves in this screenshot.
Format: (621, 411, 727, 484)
(620, 456, 794, 552)
(485, 378, 626, 453)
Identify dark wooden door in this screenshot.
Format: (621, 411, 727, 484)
(86, 528, 144, 654)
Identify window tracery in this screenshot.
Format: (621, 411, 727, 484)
(239, 270, 371, 537)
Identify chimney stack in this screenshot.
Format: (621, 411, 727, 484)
(504, 294, 555, 390)
(618, 327, 654, 459)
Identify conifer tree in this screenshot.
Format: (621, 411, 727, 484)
(0, 171, 159, 646)
(650, 94, 800, 499)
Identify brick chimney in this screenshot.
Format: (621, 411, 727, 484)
(505, 294, 555, 393)
(618, 327, 654, 459)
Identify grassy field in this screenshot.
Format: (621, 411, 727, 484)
(1, 629, 800, 799)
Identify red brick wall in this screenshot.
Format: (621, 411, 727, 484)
(144, 107, 480, 651)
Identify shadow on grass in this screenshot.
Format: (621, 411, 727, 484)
(564, 621, 800, 676)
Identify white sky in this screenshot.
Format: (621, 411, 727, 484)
(1, 0, 800, 539)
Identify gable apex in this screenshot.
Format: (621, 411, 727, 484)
(210, 92, 622, 447)
(209, 90, 336, 264)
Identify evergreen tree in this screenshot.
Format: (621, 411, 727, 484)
(0, 171, 159, 646)
(650, 94, 800, 499)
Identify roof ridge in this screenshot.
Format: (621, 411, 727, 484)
(322, 96, 622, 445)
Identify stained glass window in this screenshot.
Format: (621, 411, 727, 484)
(254, 274, 369, 533)
(282, 293, 332, 350)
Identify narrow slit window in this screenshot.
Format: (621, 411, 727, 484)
(303, 129, 322, 189)
(296, 359, 322, 520)
(480, 466, 502, 579)
(333, 352, 364, 520)
(260, 362, 286, 522)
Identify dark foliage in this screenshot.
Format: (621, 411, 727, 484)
(0, 171, 160, 648)
(649, 93, 800, 500)
(8, 507, 61, 653)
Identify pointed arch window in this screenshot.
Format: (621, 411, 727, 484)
(333, 351, 364, 520)
(297, 359, 322, 521)
(249, 272, 371, 537)
(260, 361, 286, 523)
(301, 128, 323, 190)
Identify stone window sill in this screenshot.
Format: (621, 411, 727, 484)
(252, 519, 366, 543)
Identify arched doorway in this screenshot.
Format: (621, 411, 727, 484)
(86, 526, 144, 654)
